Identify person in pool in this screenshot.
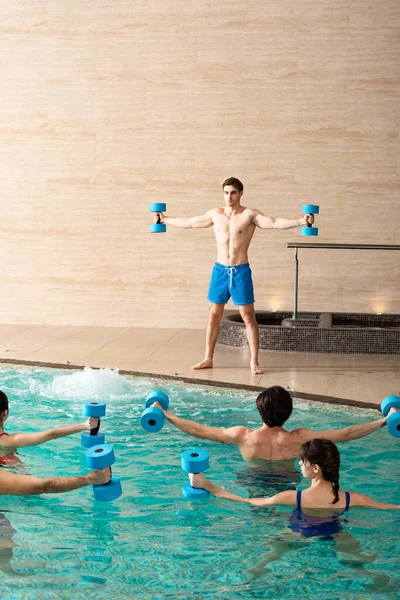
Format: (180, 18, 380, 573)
(152, 386, 396, 462)
(0, 390, 99, 465)
(155, 177, 314, 375)
(189, 438, 399, 587)
(189, 438, 400, 513)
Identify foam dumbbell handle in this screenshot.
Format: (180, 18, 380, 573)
(145, 390, 170, 411)
(381, 395, 400, 417)
(150, 203, 167, 233)
(85, 444, 115, 470)
(83, 402, 106, 418)
(92, 465, 122, 501)
(181, 449, 210, 498)
(301, 204, 319, 235)
(387, 412, 400, 439)
(90, 419, 101, 436)
(81, 402, 106, 448)
(141, 407, 165, 433)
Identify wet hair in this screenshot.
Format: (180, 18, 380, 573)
(299, 439, 341, 504)
(0, 390, 9, 417)
(222, 177, 243, 193)
(256, 386, 293, 427)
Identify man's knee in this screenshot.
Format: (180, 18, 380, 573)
(208, 305, 224, 324)
(241, 309, 258, 328)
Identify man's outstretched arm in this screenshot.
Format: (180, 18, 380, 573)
(158, 211, 213, 229)
(253, 210, 313, 230)
(152, 403, 248, 445)
(296, 409, 396, 444)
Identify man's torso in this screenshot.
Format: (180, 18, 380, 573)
(237, 427, 305, 461)
(210, 207, 257, 266)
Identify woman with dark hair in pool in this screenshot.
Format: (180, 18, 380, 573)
(190, 437, 399, 515)
(0, 390, 99, 465)
(190, 439, 399, 588)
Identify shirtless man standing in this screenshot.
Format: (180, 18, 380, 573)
(157, 177, 313, 374)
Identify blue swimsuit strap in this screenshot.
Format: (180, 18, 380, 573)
(296, 489, 350, 511)
(296, 489, 302, 511)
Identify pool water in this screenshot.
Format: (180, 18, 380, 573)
(0, 366, 399, 599)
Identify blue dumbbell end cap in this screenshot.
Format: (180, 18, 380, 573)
(150, 203, 166, 212)
(85, 444, 115, 470)
(302, 204, 319, 214)
(141, 407, 165, 433)
(150, 223, 167, 233)
(81, 432, 105, 448)
(83, 402, 106, 418)
(381, 395, 400, 417)
(301, 226, 318, 237)
(387, 412, 400, 438)
(182, 482, 209, 499)
(93, 477, 123, 502)
(145, 390, 169, 410)
(181, 448, 209, 474)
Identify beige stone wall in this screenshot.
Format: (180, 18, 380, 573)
(1, 1, 399, 328)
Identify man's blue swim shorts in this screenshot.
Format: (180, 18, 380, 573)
(207, 262, 255, 306)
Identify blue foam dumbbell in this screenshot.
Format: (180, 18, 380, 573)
(141, 391, 169, 433)
(150, 203, 167, 233)
(301, 204, 319, 237)
(85, 444, 122, 502)
(181, 448, 210, 499)
(381, 395, 400, 439)
(81, 402, 106, 448)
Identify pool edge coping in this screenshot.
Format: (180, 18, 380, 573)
(0, 357, 380, 411)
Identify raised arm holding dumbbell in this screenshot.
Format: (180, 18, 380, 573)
(150, 177, 317, 375)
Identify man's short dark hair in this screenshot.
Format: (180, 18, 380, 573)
(222, 177, 243, 193)
(0, 391, 9, 415)
(256, 386, 293, 427)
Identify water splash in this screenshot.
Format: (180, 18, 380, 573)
(29, 366, 133, 402)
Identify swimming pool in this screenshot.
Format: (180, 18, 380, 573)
(0, 365, 398, 599)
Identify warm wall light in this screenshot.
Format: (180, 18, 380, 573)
(268, 298, 282, 311)
(373, 302, 386, 314)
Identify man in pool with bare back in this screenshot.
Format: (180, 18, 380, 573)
(153, 386, 395, 463)
(152, 386, 396, 495)
(156, 177, 313, 375)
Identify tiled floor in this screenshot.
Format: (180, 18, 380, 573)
(0, 324, 398, 408)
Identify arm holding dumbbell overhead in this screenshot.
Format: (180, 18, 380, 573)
(252, 210, 314, 230)
(0, 418, 99, 449)
(0, 467, 111, 496)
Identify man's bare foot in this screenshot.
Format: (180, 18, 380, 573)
(191, 359, 213, 370)
(251, 362, 263, 375)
